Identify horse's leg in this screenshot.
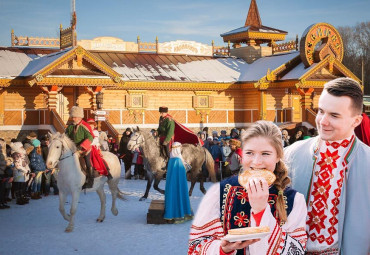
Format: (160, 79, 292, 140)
(153, 176, 164, 195)
(65, 190, 80, 232)
(199, 174, 207, 194)
(96, 186, 106, 222)
(59, 192, 70, 222)
(107, 179, 119, 216)
(189, 176, 196, 197)
(140, 170, 153, 201)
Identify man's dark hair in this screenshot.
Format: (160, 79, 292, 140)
(324, 77, 363, 115)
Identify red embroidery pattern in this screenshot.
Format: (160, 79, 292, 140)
(307, 149, 339, 242)
(233, 211, 249, 227)
(325, 139, 350, 149)
(307, 138, 351, 246)
(235, 189, 248, 204)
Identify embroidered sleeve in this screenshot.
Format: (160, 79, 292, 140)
(188, 184, 226, 255)
(249, 193, 307, 255)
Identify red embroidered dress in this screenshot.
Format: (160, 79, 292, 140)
(306, 136, 354, 254)
(188, 176, 307, 255)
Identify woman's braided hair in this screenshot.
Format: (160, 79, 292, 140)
(241, 120, 291, 222)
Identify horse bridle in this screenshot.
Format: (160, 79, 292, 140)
(131, 133, 144, 147)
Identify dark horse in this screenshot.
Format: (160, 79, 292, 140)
(127, 128, 216, 201)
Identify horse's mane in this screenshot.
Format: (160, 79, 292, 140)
(51, 132, 77, 153)
(140, 130, 160, 147)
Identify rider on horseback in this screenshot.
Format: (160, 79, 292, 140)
(157, 106, 174, 161)
(65, 106, 94, 189)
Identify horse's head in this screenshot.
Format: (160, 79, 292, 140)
(46, 132, 76, 169)
(127, 130, 145, 151)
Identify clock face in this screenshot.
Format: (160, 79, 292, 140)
(300, 23, 343, 67)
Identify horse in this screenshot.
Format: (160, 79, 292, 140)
(127, 128, 216, 201)
(46, 132, 124, 232)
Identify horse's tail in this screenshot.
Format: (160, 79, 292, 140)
(204, 148, 217, 182)
(116, 187, 127, 201)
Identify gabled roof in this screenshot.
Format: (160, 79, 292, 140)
(23, 46, 124, 86)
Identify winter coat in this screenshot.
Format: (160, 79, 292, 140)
(29, 148, 47, 173)
(11, 151, 30, 183)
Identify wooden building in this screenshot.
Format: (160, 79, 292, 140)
(0, 0, 361, 142)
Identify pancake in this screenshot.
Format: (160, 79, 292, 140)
(228, 226, 270, 235)
(238, 169, 276, 187)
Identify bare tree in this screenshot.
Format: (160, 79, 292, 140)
(338, 21, 370, 95)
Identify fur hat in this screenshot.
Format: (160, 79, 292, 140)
(159, 106, 168, 113)
(69, 106, 84, 118)
(229, 139, 241, 148)
(10, 142, 25, 155)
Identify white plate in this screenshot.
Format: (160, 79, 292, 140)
(221, 231, 271, 243)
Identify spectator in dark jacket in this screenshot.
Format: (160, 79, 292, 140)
(40, 136, 58, 196)
(0, 140, 10, 209)
(29, 139, 47, 199)
(118, 128, 133, 176)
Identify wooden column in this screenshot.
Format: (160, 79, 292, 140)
(41, 85, 63, 110)
(297, 88, 314, 122)
(259, 90, 267, 120)
(0, 89, 4, 125)
(86, 86, 103, 111)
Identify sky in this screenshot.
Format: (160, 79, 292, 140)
(0, 0, 369, 47)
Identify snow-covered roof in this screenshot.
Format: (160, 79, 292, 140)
(0, 46, 310, 84)
(19, 48, 72, 77)
(0, 47, 58, 78)
(91, 51, 248, 83)
(239, 51, 300, 81)
(281, 62, 315, 80)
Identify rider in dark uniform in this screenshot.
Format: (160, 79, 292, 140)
(157, 106, 175, 159)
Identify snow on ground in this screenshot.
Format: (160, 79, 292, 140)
(0, 178, 214, 255)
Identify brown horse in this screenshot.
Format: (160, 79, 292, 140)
(127, 128, 216, 201)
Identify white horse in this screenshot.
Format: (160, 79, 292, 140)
(46, 132, 124, 232)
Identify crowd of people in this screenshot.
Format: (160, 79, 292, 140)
(0, 132, 59, 209)
(0, 115, 319, 211)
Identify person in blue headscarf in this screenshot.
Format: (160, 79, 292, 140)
(164, 142, 193, 223)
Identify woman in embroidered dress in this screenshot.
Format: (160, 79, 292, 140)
(188, 121, 307, 255)
(164, 142, 193, 223)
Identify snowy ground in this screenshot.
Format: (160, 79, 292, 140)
(0, 178, 213, 255)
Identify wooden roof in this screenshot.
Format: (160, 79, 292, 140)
(245, 0, 262, 28)
(221, 0, 287, 44)
(0, 45, 360, 89)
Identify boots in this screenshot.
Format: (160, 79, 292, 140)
(82, 167, 94, 189)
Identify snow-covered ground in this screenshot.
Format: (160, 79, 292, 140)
(0, 178, 213, 255)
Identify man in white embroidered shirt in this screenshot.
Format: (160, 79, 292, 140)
(284, 77, 370, 255)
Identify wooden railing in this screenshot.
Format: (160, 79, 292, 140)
(100, 120, 119, 142)
(50, 109, 67, 133)
(306, 108, 317, 127)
